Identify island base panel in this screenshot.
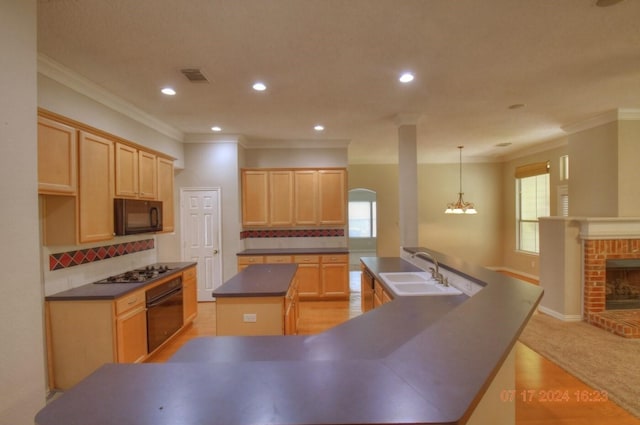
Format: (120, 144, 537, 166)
(215, 297, 284, 336)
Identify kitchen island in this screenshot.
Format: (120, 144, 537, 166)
(36, 248, 543, 425)
(212, 263, 298, 336)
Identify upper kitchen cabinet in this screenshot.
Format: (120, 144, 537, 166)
(157, 157, 175, 232)
(241, 168, 347, 228)
(318, 169, 346, 225)
(269, 170, 294, 227)
(242, 170, 269, 226)
(293, 170, 318, 225)
(78, 131, 115, 243)
(38, 110, 176, 245)
(115, 143, 157, 200)
(37, 116, 77, 195)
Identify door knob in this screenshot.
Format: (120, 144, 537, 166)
(213, 249, 219, 254)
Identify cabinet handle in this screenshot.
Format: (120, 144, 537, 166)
(128, 298, 138, 305)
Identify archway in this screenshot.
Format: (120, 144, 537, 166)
(348, 188, 377, 271)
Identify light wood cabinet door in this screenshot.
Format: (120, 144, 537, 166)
(37, 116, 77, 195)
(295, 262, 321, 299)
(321, 254, 349, 299)
(115, 144, 157, 200)
(138, 150, 157, 199)
(114, 142, 138, 198)
(318, 169, 346, 225)
(269, 170, 294, 227)
(242, 170, 269, 226)
(182, 267, 198, 324)
(78, 131, 114, 243)
(116, 305, 147, 363)
(157, 157, 174, 232)
(294, 170, 318, 225)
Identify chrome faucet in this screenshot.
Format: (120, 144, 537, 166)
(411, 251, 448, 286)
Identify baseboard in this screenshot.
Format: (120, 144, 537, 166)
(487, 266, 539, 284)
(537, 305, 583, 322)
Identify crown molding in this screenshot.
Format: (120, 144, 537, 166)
(37, 54, 183, 142)
(240, 139, 350, 149)
(561, 108, 640, 134)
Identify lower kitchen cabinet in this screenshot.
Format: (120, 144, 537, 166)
(115, 292, 147, 364)
(182, 266, 198, 324)
(284, 279, 299, 335)
(46, 268, 197, 390)
(320, 254, 349, 299)
(373, 278, 392, 308)
(294, 257, 321, 298)
(46, 288, 147, 390)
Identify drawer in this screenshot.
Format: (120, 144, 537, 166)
(265, 255, 293, 264)
(321, 254, 348, 264)
(237, 256, 265, 265)
(182, 266, 196, 281)
(294, 255, 319, 264)
(115, 290, 145, 316)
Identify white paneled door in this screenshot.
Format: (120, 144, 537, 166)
(181, 188, 222, 301)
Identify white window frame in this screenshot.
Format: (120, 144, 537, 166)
(516, 168, 550, 254)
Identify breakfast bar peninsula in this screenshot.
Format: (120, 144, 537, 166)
(35, 247, 543, 425)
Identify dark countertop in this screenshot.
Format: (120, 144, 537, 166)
(212, 264, 298, 298)
(35, 249, 543, 425)
(44, 262, 197, 301)
(237, 247, 348, 256)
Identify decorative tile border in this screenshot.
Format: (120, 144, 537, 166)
(49, 239, 155, 271)
(240, 228, 344, 239)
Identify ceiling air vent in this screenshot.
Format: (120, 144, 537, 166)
(180, 68, 209, 83)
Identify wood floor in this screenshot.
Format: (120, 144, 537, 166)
(146, 277, 640, 425)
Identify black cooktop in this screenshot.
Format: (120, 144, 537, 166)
(95, 264, 175, 284)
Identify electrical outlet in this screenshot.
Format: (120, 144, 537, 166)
(243, 313, 257, 323)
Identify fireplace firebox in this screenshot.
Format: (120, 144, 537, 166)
(606, 259, 640, 310)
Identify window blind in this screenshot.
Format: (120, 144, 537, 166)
(515, 161, 550, 179)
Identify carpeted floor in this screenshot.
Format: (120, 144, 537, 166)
(519, 313, 640, 418)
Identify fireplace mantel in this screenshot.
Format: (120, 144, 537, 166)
(576, 217, 640, 240)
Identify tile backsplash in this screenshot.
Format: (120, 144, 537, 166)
(48, 238, 155, 271)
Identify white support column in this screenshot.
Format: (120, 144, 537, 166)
(396, 114, 420, 248)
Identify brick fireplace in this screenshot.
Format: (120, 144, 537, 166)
(580, 219, 640, 338)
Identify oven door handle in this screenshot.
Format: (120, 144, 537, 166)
(146, 287, 182, 308)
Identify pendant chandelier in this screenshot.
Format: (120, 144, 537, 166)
(445, 146, 477, 214)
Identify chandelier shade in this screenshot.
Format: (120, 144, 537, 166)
(445, 146, 477, 214)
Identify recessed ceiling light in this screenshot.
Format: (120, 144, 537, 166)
(161, 87, 176, 96)
(508, 103, 525, 109)
(252, 82, 267, 91)
(314, 125, 325, 131)
(399, 72, 414, 83)
(211, 126, 222, 132)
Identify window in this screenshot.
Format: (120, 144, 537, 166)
(516, 162, 550, 254)
(348, 201, 376, 238)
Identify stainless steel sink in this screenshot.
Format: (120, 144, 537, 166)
(379, 272, 462, 296)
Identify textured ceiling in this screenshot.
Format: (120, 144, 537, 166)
(37, 0, 640, 163)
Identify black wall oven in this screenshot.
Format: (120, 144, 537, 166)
(146, 277, 183, 353)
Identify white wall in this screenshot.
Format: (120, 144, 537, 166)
(175, 142, 244, 282)
(568, 122, 618, 217)
(0, 1, 47, 423)
(419, 162, 503, 266)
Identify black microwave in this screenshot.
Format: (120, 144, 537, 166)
(114, 199, 163, 235)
